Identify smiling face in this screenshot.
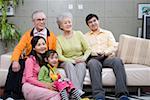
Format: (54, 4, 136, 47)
(87, 17, 100, 32)
(33, 38, 47, 54)
(47, 53, 58, 67)
(60, 17, 73, 32)
(32, 12, 47, 32)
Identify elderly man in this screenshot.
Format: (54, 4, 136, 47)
(84, 14, 129, 100)
(3, 10, 56, 100)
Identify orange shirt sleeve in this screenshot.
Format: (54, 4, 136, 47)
(11, 30, 31, 62)
(47, 31, 57, 50)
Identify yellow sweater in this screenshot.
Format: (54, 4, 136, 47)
(56, 31, 91, 63)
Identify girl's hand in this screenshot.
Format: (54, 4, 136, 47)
(45, 82, 57, 91)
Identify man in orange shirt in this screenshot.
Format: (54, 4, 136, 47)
(3, 10, 56, 99)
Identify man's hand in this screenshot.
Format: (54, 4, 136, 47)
(12, 61, 20, 72)
(104, 52, 112, 57)
(97, 51, 105, 56)
(107, 52, 115, 58)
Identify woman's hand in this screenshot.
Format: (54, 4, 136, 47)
(45, 82, 57, 91)
(75, 59, 85, 63)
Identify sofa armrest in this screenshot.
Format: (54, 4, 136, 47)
(0, 69, 8, 86)
(0, 52, 12, 70)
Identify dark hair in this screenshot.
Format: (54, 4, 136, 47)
(44, 50, 58, 59)
(85, 14, 99, 25)
(29, 36, 46, 66)
(31, 36, 46, 48)
(44, 50, 58, 69)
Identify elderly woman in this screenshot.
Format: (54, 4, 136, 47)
(56, 12, 91, 94)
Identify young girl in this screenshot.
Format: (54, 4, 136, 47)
(22, 36, 61, 100)
(38, 50, 82, 100)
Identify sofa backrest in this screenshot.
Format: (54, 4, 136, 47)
(117, 34, 150, 66)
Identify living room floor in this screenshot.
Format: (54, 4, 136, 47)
(83, 93, 150, 100)
(83, 85, 150, 100)
(1, 86, 150, 100)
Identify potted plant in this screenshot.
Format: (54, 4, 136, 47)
(0, 0, 23, 53)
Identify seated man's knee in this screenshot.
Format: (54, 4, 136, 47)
(112, 57, 123, 65)
(87, 59, 102, 68)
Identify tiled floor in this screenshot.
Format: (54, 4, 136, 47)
(105, 95, 150, 100)
(83, 86, 150, 100)
(84, 95, 150, 100)
(129, 93, 150, 100)
(1, 86, 150, 100)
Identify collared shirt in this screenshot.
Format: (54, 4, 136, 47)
(84, 28, 118, 56)
(33, 28, 47, 39)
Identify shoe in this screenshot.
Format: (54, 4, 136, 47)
(119, 95, 129, 100)
(78, 89, 85, 96)
(95, 96, 104, 100)
(0, 97, 3, 100)
(81, 97, 90, 100)
(5, 97, 14, 100)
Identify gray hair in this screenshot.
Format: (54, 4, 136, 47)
(56, 12, 73, 30)
(32, 10, 46, 20)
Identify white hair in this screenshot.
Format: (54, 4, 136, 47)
(56, 12, 73, 30)
(32, 10, 46, 20)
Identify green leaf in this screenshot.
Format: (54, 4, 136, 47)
(0, 0, 23, 47)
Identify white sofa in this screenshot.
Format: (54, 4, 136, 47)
(0, 34, 150, 94)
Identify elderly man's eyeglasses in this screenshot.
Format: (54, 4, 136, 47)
(35, 18, 46, 22)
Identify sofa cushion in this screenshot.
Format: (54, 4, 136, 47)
(83, 68, 116, 85)
(117, 34, 150, 66)
(0, 69, 8, 86)
(125, 64, 150, 86)
(1, 51, 150, 87)
(83, 64, 150, 86)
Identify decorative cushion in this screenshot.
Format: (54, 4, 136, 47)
(117, 34, 150, 66)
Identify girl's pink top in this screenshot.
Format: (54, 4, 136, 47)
(22, 55, 46, 88)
